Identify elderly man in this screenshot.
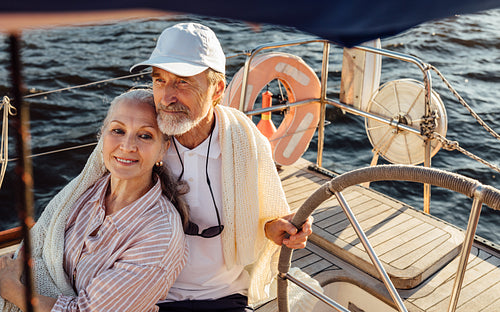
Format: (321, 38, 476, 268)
(131, 22, 313, 312)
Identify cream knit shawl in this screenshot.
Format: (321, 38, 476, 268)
(215, 105, 290, 304)
(215, 106, 322, 309)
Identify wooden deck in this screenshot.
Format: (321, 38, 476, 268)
(273, 158, 500, 312)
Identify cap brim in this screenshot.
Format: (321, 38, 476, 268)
(130, 57, 208, 77)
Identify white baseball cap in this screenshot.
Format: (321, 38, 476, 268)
(130, 22, 226, 76)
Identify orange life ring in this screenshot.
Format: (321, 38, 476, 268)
(222, 52, 321, 166)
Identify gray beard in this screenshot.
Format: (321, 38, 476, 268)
(157, 112, 200, 136)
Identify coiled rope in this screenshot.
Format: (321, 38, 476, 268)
(0, 96, 17, 188)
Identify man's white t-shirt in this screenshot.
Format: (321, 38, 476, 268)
(163, 118, 250, 301)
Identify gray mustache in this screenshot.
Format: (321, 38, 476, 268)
(157, 104, 189, 113)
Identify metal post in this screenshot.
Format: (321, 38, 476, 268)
(283, 273, 350, 312)
(238, 53, 252, 112)
(9, 32, 35, 312)
(317, 42, 329, 167)
(423, 69, 433, 214)
(447, 186, 484, 312)
(335, 191, 408, 312)
(423, 141, 432, 213)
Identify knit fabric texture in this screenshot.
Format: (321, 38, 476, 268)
(216, 105, 322, 309)
(215, 105, 291, 304)
(1, 139, 106, 312)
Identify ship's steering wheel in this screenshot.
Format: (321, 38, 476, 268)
(277, 164, 500, 312)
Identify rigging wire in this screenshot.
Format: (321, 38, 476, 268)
(425, 64, 500, 173)
(433, 132, 500, 173)
(23, 72, 150, 99)
(430, 65, 500, 140)
(1, 65, 500, 182)
(3, 142, 98, 163)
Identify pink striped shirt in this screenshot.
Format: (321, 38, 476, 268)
(52, 174, 187, 312)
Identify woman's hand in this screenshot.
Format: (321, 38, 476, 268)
(0, 252, 56, 312)
(0, 252, 23, 287)
(0, 252, 26, 310)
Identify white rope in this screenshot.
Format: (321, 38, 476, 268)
(0, 96, 17, 189)
(433, 132, 500, 173)
(430, 65, 500, 140)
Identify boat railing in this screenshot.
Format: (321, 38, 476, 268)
(232, 39, 500, 222)
(233, 37, 500, 194)
(233, 38, 437, 212)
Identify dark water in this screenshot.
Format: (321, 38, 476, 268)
(0, 10, 499, 245)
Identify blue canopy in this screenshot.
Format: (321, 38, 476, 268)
(1, 0, 499, 46)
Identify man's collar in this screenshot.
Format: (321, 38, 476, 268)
(172, 115, 220, 159)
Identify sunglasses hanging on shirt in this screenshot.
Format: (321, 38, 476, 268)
(173, 130, 224, 238)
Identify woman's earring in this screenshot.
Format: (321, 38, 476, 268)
(155, 160, 163, 167)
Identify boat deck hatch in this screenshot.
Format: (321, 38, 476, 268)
(279, 158, 464, 289)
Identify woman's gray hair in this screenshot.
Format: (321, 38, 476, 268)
(101, 88, 155, 133)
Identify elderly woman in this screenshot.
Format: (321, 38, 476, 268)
(0, 89, 188, 312)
